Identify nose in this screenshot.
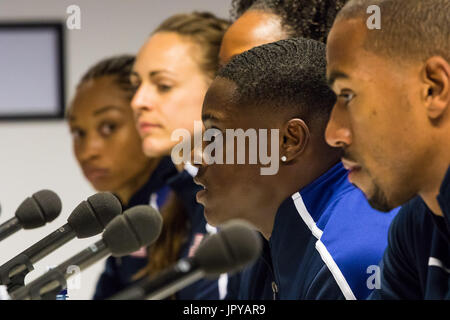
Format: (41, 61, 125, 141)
(77, 133, 103, 163)
(325, 105, 352, 148)
(131, 83, 155, 116)
(191, 141, 206, 169)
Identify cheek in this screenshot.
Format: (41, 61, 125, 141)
(142, 136, 172, 157)
(211, 166, 258, 200)
(108, 130, 144, 162)
(73, 143, 81, 161)
(161, 87, 206, 133)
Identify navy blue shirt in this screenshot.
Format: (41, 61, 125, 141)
(228, 163, 399, 300)
(369, 166, 450, 299)
(93, 157, 174, 300)
(93, 158, 221, 300)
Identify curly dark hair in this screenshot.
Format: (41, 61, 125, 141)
(230, 0, 348, 43)
(217, 37, 336, 128)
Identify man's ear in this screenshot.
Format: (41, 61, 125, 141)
(281, 118, 310, 162)
(423, 56, 450, 121)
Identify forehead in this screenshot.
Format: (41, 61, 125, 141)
(203, 78, 237, 117)
(134, 32, 200, 74)
(327, 18, 409, 89)
(220, 10, 287, 64)
(203, 78, 279, 128)
(327, 18, 369, 80)
(70, 77, 130, 117)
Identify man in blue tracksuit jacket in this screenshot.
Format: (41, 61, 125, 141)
(195, 38, 398, 300)
(324, 0, 449, 300)
(94, 156, 223, 300)
(368, 168, 450, 299)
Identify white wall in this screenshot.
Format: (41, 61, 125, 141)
(0, 0, 230, 300)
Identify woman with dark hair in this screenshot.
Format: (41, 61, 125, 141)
(67, 55, 176, 299)
(130, 12, 231, 299)
(220, 0, 348, 64)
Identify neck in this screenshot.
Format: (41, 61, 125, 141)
(116, 158, 162, 206)
(257, 149, 341, 240)
(419, 159, 449, 217)
(256, 201, 283, 240)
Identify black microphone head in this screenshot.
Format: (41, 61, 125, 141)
(194, 219, 262, 277)
(16, 190, 62, 229)
(67, 192, 122, 238)
(103, 205, 163, 257)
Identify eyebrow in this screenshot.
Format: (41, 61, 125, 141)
(202, 113, 220, 123)
(130, 71, 140, 78)
(327, 70, 350, 87)
(149, 70, 177, 78)
(68, 105, 124, 122)
(93, 105, 124, 116)
(130, 70, 176, 80)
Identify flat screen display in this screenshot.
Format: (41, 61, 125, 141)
(0, 23, 65, 120)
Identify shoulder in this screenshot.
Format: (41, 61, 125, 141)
(321, 186, 399, 238)
(387, 196, 432, 253)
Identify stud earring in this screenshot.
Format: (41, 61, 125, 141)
(281, 156, 287, 162)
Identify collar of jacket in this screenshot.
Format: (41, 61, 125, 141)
(271, 161, 351, 240)
(124, 156, 177, 209)
(434, 165, 450, 243)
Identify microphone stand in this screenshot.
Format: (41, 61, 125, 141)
(10, 240, 109, 300)
(0, 225, 74, 293)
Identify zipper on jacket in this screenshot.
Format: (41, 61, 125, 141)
(271, 281, 279, 300)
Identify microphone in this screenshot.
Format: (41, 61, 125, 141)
(0, 192, 122, 292)
(10, 205, 163, 300)
(0, 190, 61, 242)
(110, 219, 262, 300)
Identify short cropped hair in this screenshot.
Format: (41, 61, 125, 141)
(217, 37, 336, 128)
(337, 0, 450, 62)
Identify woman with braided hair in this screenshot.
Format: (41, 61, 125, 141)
(130, 12, 231, 300)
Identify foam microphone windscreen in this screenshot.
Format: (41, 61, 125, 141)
(195, 219, 262, 277)
(103, 205, 163, 257)
(16, 190, 62, 229)
(67, 192, 122, 238)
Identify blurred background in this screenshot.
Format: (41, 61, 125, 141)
(0, 0, 229, 299)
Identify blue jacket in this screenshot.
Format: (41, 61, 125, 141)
(369, 166, 450, 299)
(229, 163, 399, 300)
(93, 157, 221, 300)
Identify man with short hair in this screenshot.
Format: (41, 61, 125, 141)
(325, 0, 450, 299)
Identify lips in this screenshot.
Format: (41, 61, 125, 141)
(341, 158, 361, 171)
(137, 121, 162, 135)
(193, 176, 206, 189)
(341, 158, 362, 183)
(83, 166, 110, 181)
(196, 188, 208, 204)
(193, 176, 208, 204)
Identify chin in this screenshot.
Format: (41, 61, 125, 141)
(365, 182, 398, 212)
(203, 206, 224, 227)
(142, 138, 171, 158)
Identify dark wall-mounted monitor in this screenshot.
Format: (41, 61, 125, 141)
(0, 22, 65, 120)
